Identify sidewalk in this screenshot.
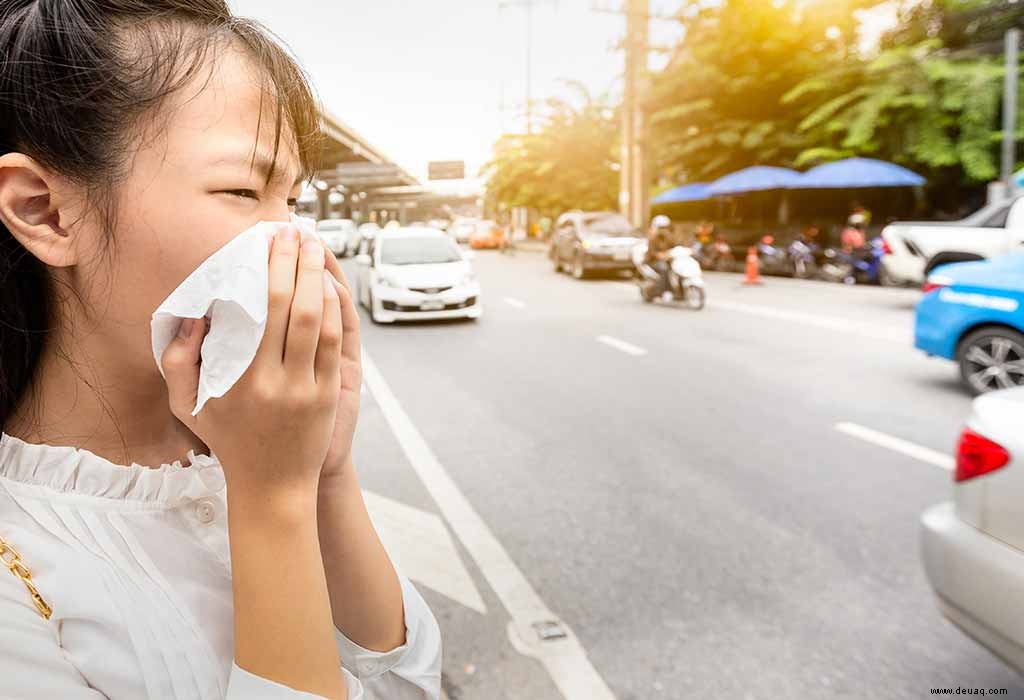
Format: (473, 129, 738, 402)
(510, 238, 548, 254)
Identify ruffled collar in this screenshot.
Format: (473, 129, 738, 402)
(0, 432, 225, 505)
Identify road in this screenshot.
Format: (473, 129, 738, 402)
(342, 249, 1024, 700)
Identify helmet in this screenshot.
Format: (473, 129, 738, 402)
(651, 215, 672, 230)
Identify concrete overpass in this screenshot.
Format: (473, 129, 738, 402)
(308, 109, 420, 221)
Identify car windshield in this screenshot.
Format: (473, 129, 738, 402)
(380, 236, 462, 265)
(579, 213, 638, 237)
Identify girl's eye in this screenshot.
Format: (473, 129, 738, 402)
(222, 189, 259, 200)
(287, 198, 298, 209)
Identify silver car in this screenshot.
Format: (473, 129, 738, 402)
(921, 386, 1024, 671)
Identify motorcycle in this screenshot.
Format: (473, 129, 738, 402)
(633, 242, 706, 310)
(818, 237, 886, 285)
(787, 239, 818, 279)
(756, 235, 791, 277)
(695, 238, 734, 272)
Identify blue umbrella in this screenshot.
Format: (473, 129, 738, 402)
(795, 157, 925, 188)
(706, 166, 803, 196)
(652, 183, 711, 204)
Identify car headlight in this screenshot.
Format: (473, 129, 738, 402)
(377, 276, 402, 289)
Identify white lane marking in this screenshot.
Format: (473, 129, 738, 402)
(611, 280, 908, 342)
(835, 422, 954, 470)
(361, 349, 617, 700)
(362, 490, 487, 615)
(503, 297, 527, 309)
(710, 300, 908, 343)
(596, 335, 648, 357)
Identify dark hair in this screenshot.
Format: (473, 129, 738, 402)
(0, 0, 322, 434)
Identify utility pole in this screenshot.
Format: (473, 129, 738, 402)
(620, 0, 650, 229)
(498, 0, 555, 134)
(1002, 28, 1020, 193)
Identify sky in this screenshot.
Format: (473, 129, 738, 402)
(229, 0, 683, 190)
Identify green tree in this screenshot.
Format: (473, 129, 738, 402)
(647, 0, 880, 184)
(483, 83, 619, 218)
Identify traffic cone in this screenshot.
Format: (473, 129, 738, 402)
(743, 246, 763, 285)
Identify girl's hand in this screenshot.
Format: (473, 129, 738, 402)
(319, 249, 362, 483)
(160, 224, 344, 501)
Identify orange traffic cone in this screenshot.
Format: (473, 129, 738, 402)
(743, 246, 763, 285)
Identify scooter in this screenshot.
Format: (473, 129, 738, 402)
(756, 235, 791, 277)
(787, 239, 818, 279)
(633, 242, 706, 310)
(818, 237, 886, 284)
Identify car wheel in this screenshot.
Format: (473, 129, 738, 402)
(958, 327, 1024, 395)
(878, 265, 897, 287)
(552, 251, 563, 273)
(571, 251, 588, 280)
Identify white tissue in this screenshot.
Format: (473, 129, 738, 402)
(151, 214, 318, 416)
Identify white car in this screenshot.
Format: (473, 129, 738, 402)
(354, 227, 482, 324)
(316, 219, 358, 257)
(881, 197, 1024, 286)
(921, 386, 1024, 672)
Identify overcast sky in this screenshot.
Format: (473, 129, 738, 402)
(229, 0, 683, 188)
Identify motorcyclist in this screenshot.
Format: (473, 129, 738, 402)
(840, 213, 867, 253)
(645, 215, 674, 292)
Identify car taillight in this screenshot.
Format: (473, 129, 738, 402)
(922, 274, 953, 294)
(955, 428, 1011, 482)
(881, 240, 893, 255)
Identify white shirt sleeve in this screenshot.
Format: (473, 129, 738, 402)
(227, 663, 363, 700)
(333, 574, 442, 700)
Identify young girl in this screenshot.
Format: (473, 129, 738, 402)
(0, 1, 441, 698)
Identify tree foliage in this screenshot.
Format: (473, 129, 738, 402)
(482, 83, 618, 218)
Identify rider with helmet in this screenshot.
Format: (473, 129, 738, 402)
(646, 215, 674, 291)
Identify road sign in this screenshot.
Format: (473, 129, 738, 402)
(428, 160, 466, 180)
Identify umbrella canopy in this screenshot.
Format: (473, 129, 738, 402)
(652, 183, 711, 204)
(795, 157, 925, 188)
(706, 166, 803, 196)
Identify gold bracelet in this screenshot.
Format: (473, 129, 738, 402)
(0, 534, 52, 619)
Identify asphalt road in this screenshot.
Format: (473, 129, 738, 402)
(342, 249, 1024, 700)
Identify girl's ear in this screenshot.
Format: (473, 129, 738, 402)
(0, 153, 80, 267)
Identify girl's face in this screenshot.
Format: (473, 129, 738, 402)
(71, 48, 304, 375)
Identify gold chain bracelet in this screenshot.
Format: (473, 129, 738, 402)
(0, 534, 52, 619)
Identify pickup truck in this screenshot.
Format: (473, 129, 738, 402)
(880, 196, 1024, 286)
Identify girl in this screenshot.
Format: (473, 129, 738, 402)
(0, 1, 441, 698)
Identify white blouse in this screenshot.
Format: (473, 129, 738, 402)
(0, 433, 442, 699)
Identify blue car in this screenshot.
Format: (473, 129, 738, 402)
(915, 253, 1024, 395)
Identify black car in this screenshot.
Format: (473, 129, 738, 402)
(549, 211, 644, 279)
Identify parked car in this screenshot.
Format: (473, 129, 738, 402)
(354, 227, 482, 324)
(914, 253, 1024, 394)
(921, 386, 1024, 673)
(316, 219, 356, 257)
(549, 211, 644, 279)
(881, 196, 1024, 286)
(469, 220, 504, 249)
(449, 218, 478, 244)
